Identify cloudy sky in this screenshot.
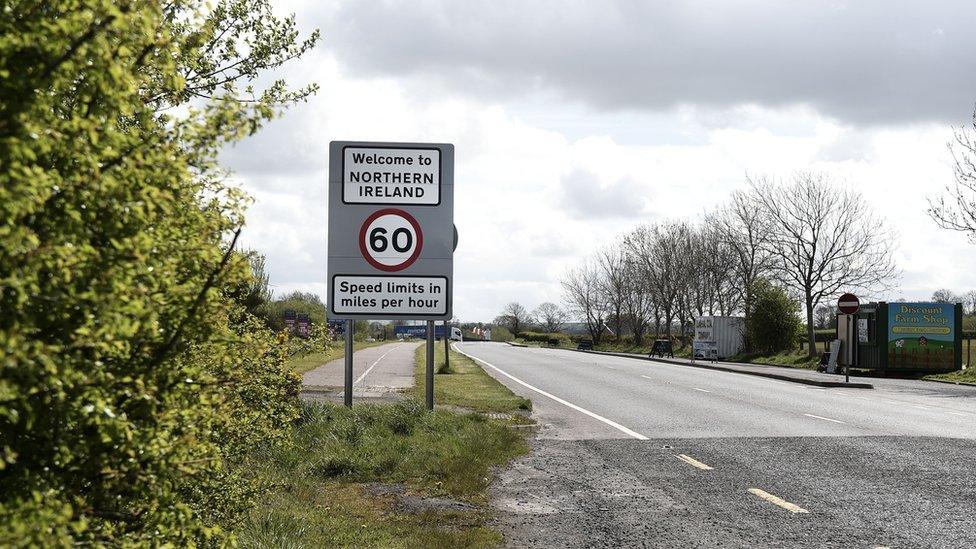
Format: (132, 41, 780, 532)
(221, 0, 976, 322)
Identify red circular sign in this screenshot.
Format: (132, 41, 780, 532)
(358, 208, 423, 272)
(837, 293, 860, 314)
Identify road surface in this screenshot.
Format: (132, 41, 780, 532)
(455, 342, 976, 548)
(303, 341, 420, 395)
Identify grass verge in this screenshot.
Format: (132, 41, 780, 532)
(924, 369, 976, 384)
(730, 351, 820, 369)
(287, 340, 388, 374)
(413, 343, 532, 415)
(238, 400, 528, 547)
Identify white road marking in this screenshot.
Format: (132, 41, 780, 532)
(640, 375, 654, 380)
(748, 488, 809, 514)
(675, 454, 713, 470)
(354, 344, 400, 386)
(454, 344, 648, 440)
(692, 387, 712, 393)
(803, 413, 847, 424)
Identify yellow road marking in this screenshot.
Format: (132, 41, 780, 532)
(675, 454, 713, 470)
(748, 488, 809, 513)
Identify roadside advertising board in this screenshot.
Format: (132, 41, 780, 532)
(327, 141, 454, 320)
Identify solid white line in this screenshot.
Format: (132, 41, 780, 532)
(804, 413, 847, 424)
(454, 344, 648, 440)
(693, 387, 712, 393)
(748, 488, 809, 513)
(676, 454, 714, 470)
(354, 344, 399, 386)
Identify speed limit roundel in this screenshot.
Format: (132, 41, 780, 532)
(358, 208, 423, 272)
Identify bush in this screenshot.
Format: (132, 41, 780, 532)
(518, 331, 571, 344)
(0, 1, 316, 545)
(746, 279, 803, 354)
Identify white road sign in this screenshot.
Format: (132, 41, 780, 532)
(327, 141, 453, 320)
(343, 146, 440, 205)
(331, 275, 448, 316)
(359, 208, 423, 272)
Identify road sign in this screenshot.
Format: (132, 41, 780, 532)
(838, 293, 860, 314)
(327, 141, 454, 320)
(359, 208, 423, 272)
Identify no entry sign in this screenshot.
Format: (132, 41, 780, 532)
(838, 293, 860, 314)
(327, 141, 454, 320)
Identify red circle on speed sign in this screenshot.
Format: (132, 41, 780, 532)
(358, 208, 424, 272)
(838, 293, 860, 314)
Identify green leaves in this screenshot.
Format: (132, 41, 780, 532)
(1, 0, 317, 545)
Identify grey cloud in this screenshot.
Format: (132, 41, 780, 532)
(319, 0, 976, 126)
(560, 169, 646, 218)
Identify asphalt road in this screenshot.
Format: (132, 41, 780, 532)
(455, 342, 976, 548)
(302, 341, 420, 393)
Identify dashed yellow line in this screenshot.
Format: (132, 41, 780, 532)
(748, 488, 809, 513)
(675, 454, 713, 471)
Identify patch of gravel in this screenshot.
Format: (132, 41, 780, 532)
(361, 482, 476, 515)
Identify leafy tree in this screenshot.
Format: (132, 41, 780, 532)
(271, 291, 327, 329)
(0, 0, 316, 544)
(745, 279, 803, 354)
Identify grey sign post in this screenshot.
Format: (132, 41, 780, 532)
(327, 141, 454, 409)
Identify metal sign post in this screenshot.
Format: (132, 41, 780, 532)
(344, 319, 354, 407)
(326, 141, 454, 409)
(426, 320, 435, 410)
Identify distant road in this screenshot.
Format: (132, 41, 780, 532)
(303, 341, 420, 392)
(456, 342, 976, 548)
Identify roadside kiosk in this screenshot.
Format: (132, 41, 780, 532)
(839, 302, 962, 375)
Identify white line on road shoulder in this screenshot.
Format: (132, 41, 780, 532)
(354, 344, 400, 386)
(676, 454, 713, 470)
(748, 488, 809, 513)
(803, 413, 846, 424)
(454, 344, 648, 440)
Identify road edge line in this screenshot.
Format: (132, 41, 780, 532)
(454, 344, 649, 440)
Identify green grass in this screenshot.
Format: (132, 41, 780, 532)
(237, 400, 527, 547)
(286, 340, 388, 374)
(413, 343, 532, 415)
(729, 350, 820, 369)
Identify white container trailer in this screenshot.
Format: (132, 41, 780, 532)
(693, 316, 745, 360)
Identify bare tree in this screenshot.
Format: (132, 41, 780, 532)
(750, 173, 899, 356)
(494, 302, 533, 337)
(713, 190, 775, 318)
(813, 304, 837, 330)
(561, 259, 609, 344)
(931, 289, 961, 303)
(621, 250, 654, 345)
(929, 111, 976, 241)
(965, 290, 976, 315)
(597, 245, 628, 339)
(534, 302, 567, 334)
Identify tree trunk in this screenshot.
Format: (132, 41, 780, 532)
(805, 294, 816, 357)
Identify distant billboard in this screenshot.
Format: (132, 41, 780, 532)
(887, 302, 956, 370)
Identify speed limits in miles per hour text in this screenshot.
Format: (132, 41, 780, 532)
(327, 141, 454, 320)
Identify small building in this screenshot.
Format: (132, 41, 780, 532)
(843, 302, 962, 374)
(693, 316, 745, 360)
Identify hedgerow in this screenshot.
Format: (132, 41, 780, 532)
(0, 0, 317, 545)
